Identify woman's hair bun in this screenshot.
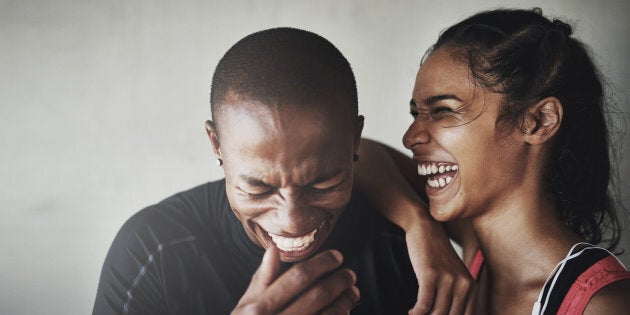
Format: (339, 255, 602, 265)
(552, 19, 573, 37)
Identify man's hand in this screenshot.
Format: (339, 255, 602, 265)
(232, 247, 360, 315)
(406, 222, 476, 315)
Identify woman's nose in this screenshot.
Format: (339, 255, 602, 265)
(403, 118, 431, 150)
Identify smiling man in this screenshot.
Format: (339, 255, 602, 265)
(207, 29, 363, 263)
(212, 100, 357, 263)
(93, 28, 421, 314)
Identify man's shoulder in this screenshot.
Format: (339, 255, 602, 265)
(333, 187, 409, 267)
(106, 179, 229, 268)
(343, 188, 406, 238)
(121, 179, 227, 237)
(333, 190, 417, 314)
(94, 179, 238, 314)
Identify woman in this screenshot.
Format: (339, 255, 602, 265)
(361, 8, 630, 314)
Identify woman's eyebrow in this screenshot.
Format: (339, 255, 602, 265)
(423, 94, 462, 105)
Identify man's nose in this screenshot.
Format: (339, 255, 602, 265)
(274, 190, 317, 234)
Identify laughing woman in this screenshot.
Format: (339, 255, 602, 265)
(359, 8, 630, 314)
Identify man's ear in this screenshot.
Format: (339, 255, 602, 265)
(353, 115, 365, 153)
(205, 120, 222, 158)
(521, 97, 563, 145)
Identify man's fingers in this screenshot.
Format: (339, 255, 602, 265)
(409, 272, 437, 314)
(264, 249, 344, 310)
(280, 268, 357, 315)
(315, 286, 360, 315)
(233, 247, 282, 314)
(249, 246, 281, 292)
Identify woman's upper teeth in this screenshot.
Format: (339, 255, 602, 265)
(417, 162, 458, 176)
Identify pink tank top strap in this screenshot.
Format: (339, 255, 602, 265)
(557, 255, 630, 314)
(468, 248, 484, 280)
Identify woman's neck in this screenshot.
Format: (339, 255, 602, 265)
(471, 188, 583, 312)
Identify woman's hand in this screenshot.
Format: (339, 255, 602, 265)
(353, 138, 477, 314)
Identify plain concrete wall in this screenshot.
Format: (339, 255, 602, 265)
(1, 0, 628, 314)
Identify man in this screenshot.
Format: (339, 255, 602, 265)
(93, 27, 468, 314)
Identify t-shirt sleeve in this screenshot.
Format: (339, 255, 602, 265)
(94, 181, 241, 314)
(93, 208, 173, 315)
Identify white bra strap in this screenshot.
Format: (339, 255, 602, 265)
(532, 242, 595, 315)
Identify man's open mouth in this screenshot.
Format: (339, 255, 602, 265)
(265, 221, 326, 252)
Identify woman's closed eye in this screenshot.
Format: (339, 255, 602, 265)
(410, 108, 420, 118)
(409, 106, 453, 120)
(430, 104, 468, 122)
(409, 105, 428, 119)
(431, 106, 453, 115)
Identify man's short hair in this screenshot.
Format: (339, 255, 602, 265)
(210, 27, 358, 124)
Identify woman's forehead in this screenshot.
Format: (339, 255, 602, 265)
(414, 49, 486, 106)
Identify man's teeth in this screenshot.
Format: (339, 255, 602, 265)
(417, 162, 458, 176)
(268, 228, 317, 252)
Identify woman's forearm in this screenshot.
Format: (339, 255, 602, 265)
(353, 138, 431, 230)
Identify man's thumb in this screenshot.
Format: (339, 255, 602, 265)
(252, 246, 281, 288)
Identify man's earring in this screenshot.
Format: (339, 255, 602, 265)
(353, 154, 359, 162)
(215, 158, 223, 166)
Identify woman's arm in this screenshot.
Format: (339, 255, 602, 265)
(354, 138, 479, 258)
(354, 138, 477, 314)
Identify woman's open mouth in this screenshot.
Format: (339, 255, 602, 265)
(418, 162, 458, 189)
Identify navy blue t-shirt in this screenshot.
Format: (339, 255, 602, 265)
(93, 179, 417, 314)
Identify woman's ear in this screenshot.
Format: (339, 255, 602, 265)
(205, 120, 222, 158)
(521, 97, 563, 145)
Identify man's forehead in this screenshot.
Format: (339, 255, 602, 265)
(215, 97, 354, 133)
(217, 98, 354, 160)
(219, 101, 322, 132)
(236, 155, 347, 187)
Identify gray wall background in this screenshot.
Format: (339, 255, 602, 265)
(1, 0, 628, 314)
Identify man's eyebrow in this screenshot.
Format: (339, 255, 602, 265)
(423, 94, 462, 105)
